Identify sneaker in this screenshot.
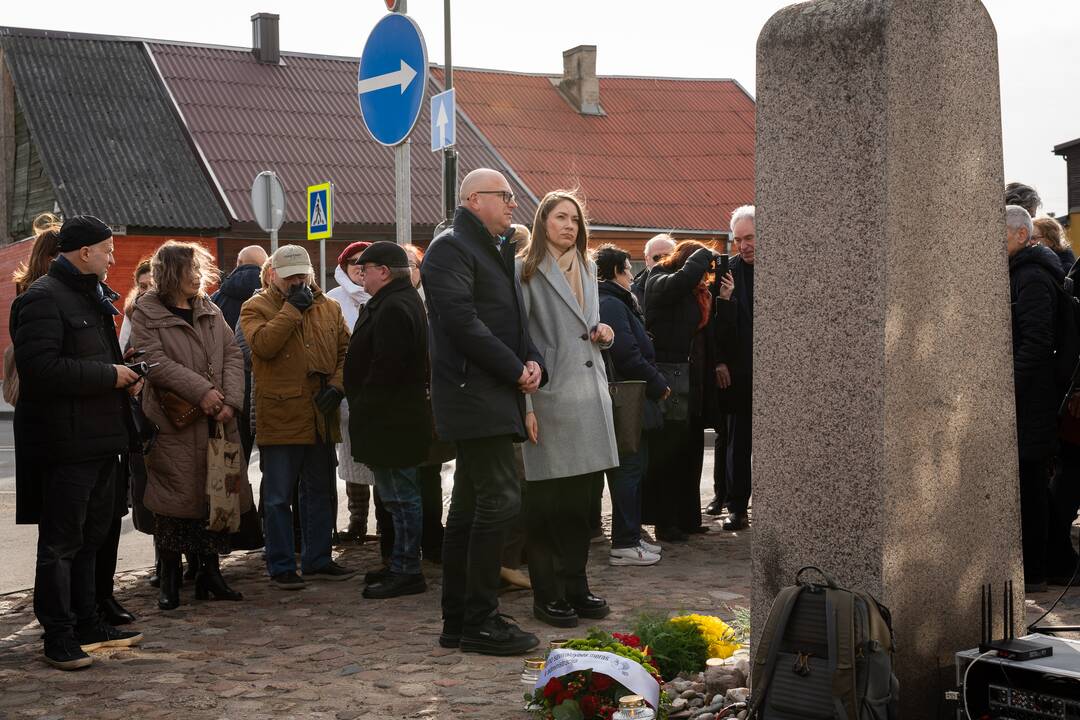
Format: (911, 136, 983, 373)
(77, 623, 144, 651)
(362, 572, 426, 599)
(460, 613, 539, 656)
(638, 538, 662, 555)
(305, 560, 357, 582)
(43, 637, 93, 670)
(610, 546, 661, 567)
(271, 570, 305, 590)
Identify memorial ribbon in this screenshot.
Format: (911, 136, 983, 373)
(535, 649, 661, 709)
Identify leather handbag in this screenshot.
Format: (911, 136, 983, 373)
(655, 361, 691, 423)
(602, 351, 647, 455)
(158, 389, 202, 430)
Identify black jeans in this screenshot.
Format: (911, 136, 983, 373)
(34, 458, 118, 642)
(712, 415, 729, 502)
(1048, 441, 1080, 577)
(441, 435, 520, 630)
(95, 514, 122, 602)
(526, 474, 595, 605)
(726, 413, 753, 515)
(1020, 457, 1052, 583)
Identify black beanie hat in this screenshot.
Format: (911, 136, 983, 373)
(57, 216, 112, 252)
(357, 241, 410, 269)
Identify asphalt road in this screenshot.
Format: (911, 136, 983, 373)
(1, 419, 719, 595)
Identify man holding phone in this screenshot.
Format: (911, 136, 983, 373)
(240, 245, 356, 590)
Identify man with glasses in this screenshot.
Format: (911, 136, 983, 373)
(421, 168, 546, 656)
(717, 205, 756, 531)
(632, 233, 676, 308)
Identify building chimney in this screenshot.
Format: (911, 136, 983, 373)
(559, 45, 603, 116)
(251, 13, 280, 65)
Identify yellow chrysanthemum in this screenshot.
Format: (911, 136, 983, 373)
(671, 614, 742, 659)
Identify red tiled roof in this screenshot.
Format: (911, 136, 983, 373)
(148, 44, 537, 228)
(436, 68, 755, 233)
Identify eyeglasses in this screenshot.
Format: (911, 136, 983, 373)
(473, 190, 515, 204)
(348, 258, 365, 266)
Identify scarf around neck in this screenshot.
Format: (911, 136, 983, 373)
(551, 246, 584, 311)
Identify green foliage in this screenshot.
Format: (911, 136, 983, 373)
(727, 605, 751, 645)
(632, 611, 710, 681)
(560, 627, 658, 675)
(551, 699, 584, 720)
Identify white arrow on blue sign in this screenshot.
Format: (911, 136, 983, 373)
(357, 14, 429, 147)
(430, 88, 456, 152)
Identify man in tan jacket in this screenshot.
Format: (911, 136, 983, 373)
(240, 245, 355, 589)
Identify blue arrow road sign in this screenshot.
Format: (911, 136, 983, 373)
(357, 14, 428, 146)
(430, 88, 456, 152)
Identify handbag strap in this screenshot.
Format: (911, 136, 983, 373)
(601, 348, 619, 384)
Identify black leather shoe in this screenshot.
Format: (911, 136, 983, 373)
(722, 513, 749, 531)
(684, 525, 711, 535)
(569, 593, 610, 619)
(705, 498, 725, 516)
(98, 597, 136, 625)
(533, 600, 579, 628)
(364, 566, 392, 584)
(461, 613, 539, 656)
(439, 619, 462, 648)
(362, 572, 426, 599)
(656, 527, 689, 543)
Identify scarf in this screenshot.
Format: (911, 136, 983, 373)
(551, 246, 585, 311)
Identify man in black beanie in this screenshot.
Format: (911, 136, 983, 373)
(10, 215, 145, 669)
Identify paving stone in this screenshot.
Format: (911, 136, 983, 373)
(339, 664, 362, 676)
(116, 690, 165, 702)
(397, 683, 428, 697)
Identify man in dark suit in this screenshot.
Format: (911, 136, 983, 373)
(717, 206, 756, 531)
(421, 168, 546, 656)
(11, 216, 144, 669)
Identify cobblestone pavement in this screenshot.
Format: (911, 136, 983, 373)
(0, 520, 752, 720)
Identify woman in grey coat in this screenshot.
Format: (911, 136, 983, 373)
(517, 190, 619, 628)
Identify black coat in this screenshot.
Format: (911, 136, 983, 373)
(10, 260, 132, 523)
(597, 280, 667, 401)
(630, 267, 650, 310)
(344, 277, 433, 468)
(644, 247, 735, 426)
(1010, 244, 1064, 461)
(717, 254, 754, 415)
(212, 263, 263, 331)
(421, 207, 546, 442)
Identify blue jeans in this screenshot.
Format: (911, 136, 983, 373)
(606, 442, 649, 549)
(260, 444, 334, 577)
(372, 466, 423, 575)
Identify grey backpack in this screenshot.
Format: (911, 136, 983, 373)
(748, 567, 899, 720)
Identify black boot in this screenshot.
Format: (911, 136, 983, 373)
(149, 553, 160, 589)
(195, 554, 243, 601)
(184, 552, 200, 583)
(157, 549, 181, 610)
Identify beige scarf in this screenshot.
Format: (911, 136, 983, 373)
(551, 246, 584, 311)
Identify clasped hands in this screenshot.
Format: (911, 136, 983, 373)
(517, 360, 542, 394)
(199, 387, 234, 423)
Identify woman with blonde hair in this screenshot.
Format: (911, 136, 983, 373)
(516, 190, 618, 627)
(131, 240, 250, 610)
(1032, 216, 1075, 275)
(118, 259, 153, 350)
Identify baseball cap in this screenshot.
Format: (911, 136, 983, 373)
(271, 245, 314, 278)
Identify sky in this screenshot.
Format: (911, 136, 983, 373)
(4, 1, 1077, 216)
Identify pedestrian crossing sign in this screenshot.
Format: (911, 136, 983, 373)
(306, 182, 333, 240)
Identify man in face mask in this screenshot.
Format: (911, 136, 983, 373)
(239, 244, 355, 590)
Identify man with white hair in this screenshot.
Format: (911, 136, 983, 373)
(1006, 204, 1065, 593)
(631, 233, 676, 308)
(716, 205, 756, 531)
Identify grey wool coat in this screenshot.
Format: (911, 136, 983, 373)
(517, 253, 619, 481)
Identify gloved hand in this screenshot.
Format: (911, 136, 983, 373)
(314, 385, 344, 415)
(287, 283, 314, 312)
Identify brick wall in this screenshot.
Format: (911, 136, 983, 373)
(0, 234, 216, 376)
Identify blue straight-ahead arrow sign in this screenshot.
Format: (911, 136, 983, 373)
(430, 88, 456, 152)
(357, 14, 428, 147)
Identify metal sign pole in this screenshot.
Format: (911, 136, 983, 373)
(396, 140, 411, 246)
(442, 0, 457, 222)
(320, 239, 327, 289)
(270, 228, 278, 253)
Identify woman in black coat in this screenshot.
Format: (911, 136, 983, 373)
(643, 241, 734, 541)
(596, 245, 668, 566)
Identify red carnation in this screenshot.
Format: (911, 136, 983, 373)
(580, 694, 601, 717)
(555, 689, 575, 705)
(543, 677, 563, 699)
(590, 672, 614, 692)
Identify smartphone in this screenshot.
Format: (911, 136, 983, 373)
(718, 254, 730, 278)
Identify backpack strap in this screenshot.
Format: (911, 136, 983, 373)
(857, 592, 896, 654)
(748, 585, 803, 717)
(827, 588, 858, 720)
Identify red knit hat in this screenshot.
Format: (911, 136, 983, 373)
(337, 241, 371, 269)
